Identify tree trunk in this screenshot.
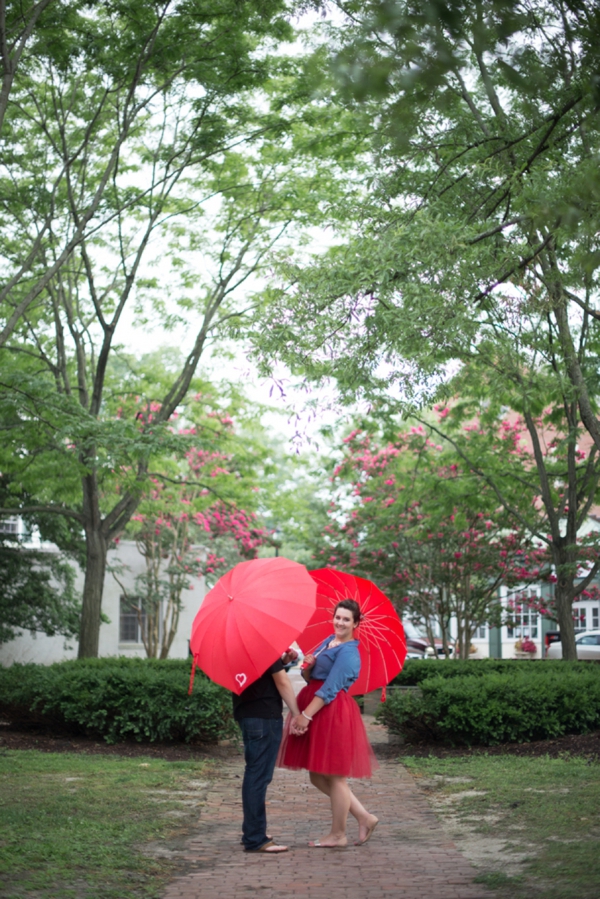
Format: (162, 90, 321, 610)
(554, 571, 577, 661)
(78, 526, 108, 658)
(425, 619, 437, 654)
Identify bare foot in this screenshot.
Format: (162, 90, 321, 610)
(309, 835, 348, 848)
(355, 815, 379, 845)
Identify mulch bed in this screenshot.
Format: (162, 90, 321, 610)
(388, 730, 600, 761)
(0, 721, 241, 762)
(2, 720, 599, 762)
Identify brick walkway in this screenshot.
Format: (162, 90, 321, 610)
(162, 719, 490, 899)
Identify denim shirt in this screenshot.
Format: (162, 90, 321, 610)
(310, 636, 360, 704)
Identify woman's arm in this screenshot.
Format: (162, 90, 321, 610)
(291, 695, 325, 734)
(314, 644, 360, 705)
(301, 652, 316, 683)
(292, 644, 360, 735)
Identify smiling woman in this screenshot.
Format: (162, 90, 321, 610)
(277, 599, 379, 849)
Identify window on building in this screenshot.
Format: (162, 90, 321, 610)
(0, 517, 19, 535)
(476, 625, 487, 639)
(119, 595, 146, 643)
(592, 607, 599, 630)
(507, 594, 538, 639)
(573, 607, 586, 631)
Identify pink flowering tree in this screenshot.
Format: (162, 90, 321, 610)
(317, 425, 557, 658)
(416, 393, 600, 660)
(112, 401, 269, 658)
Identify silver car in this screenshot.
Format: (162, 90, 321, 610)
(546, 630, 600, 660)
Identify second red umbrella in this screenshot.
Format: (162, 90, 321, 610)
(297, 568, 407, 696)
(190, 557, 316, 694)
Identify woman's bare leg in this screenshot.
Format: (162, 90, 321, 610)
(328, 775, 352, 841)
(309, 772, 371, 822)
(308, 773, 378, 846)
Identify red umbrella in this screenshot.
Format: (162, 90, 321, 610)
(297, 568, 407, 697)
(189, 557, 317, 694)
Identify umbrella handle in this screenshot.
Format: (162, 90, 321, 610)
(188, 656, 198, 695)
(301, 642, 329, 667)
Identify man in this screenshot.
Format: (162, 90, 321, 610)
(233, 650, 300, 853)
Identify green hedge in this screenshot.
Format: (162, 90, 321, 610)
(391, 657, 585, 686)
(379, 666, 600, 746)
(0, 658, 237, 744)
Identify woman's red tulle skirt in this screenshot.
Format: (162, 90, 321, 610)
(277, 680, 378, 779)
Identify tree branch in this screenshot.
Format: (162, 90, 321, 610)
(0, 504, 85, 523)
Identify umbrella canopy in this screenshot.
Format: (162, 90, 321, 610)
(297, 568, 407, 696)
(189, 557, 317, 694)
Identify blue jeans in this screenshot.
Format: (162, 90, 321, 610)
(239, 716, 283, 851)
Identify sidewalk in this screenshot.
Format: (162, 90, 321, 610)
(162, 718, 490, 899)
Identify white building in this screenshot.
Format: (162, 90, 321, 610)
(469, 584, 600, 659)
(0, 538, 205, 666)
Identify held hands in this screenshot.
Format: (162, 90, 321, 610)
(290, 713, 309, 736)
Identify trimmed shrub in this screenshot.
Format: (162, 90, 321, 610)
(0, 658, 237, 744)
(379, 666, 600, 746)
(391, 657, 586, 686)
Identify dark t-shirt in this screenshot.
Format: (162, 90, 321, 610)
(232, 659, 285, 721)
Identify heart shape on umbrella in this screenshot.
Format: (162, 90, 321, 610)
(190, 557, 317, 694)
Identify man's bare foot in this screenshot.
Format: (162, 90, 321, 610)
(355, 815, 379, 845)
(309, 835, 348, 848)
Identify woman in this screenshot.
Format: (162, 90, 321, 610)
(277, 599, 379, 848)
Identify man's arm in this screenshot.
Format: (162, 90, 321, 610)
(272, 669, 300, 717)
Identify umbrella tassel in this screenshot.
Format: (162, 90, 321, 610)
(381, 685, 386, 703)
(188, 656, 198, 695)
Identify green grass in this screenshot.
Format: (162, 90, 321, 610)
(0, 750, 214, 899)
(403, 754, 600, 899)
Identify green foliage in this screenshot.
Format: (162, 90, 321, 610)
(0, 0, 329, 659)
(252, 0, 600, 662)
(380, 664, 600, 746)
(473, 872, 518, 889)
(257, 0, 600, 410)
(0, 540, 80, 644)
(0, 476, 82, 644)
(0, 658, 236, 744)
(391, 657, 584, 685)
(112, 381, 276, 657)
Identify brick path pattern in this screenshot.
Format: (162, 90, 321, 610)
(162, 720, 490, 899)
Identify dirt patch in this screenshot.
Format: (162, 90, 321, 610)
(428, 807, 537, 877)
(0, 721, 241, 762)
(2, 719, 600, 762)
(387, 729, 600, 761)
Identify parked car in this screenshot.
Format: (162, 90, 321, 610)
(405, 636, 453, 658)
(545, 630, 600, 661)
(403, 622, 453, 658)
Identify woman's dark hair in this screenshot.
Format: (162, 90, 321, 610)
(334, 598, 361, 626)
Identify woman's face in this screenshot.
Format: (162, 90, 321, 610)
(333, 607, 355, 641)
